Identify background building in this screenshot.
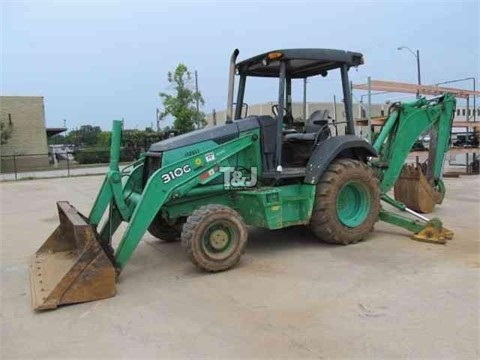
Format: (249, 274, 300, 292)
(0, 96, 49, 171)
(206, 101, 479, 134)
(206, 101, 388, 135)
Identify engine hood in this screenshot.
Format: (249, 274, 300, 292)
(148, 117, 260, 152)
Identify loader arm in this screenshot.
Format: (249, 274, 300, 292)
(113, 133, 257, 270)
(88, 120, 144, 227)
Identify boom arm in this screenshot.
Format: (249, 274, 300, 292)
(371, 94, 456, 244)
(372, 93, 456, 193)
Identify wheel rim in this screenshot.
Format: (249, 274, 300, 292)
(202, 221, 237, 260)
(336, 181, 371, 227)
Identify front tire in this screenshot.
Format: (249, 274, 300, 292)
(309, 158, 380, 245)
(181, 205, 248, 272)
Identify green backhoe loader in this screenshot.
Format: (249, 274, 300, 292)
(30, 49, 455, 310)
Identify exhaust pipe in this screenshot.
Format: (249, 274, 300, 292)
(226, 49, 239, 124)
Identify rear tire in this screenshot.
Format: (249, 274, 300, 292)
(181, 205, 248, 272)
(309, 158, 380, 245)
(148, 215, 182, 242)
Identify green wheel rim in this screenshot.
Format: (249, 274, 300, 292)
(202, 222, 236, 260)
(336, 181, 371, 227)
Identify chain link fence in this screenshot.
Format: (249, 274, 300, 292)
(0, 153, 111, 181)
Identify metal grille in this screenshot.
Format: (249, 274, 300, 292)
(142, 153, 162, 186)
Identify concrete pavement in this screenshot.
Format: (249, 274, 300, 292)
(1, 175, 479, 359)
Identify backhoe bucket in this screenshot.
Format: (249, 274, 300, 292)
(30, 201, 116, 311)
(394, 165, 442, 214)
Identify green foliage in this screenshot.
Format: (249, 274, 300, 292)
(52, 126, 172, 165)
(63, 132, 76, 144)
(48, 124, 178, 165)
(96, 131, 112, 147)
(0, 120, 13, 145)
(73, 148, 110, 164)
(67, 125, 101, 146)
(74, 147, 137, 164)
(159, 64, 206, 133)
(48, 132, 71, 145)
(48, 135, 63, 145)
(122, 129, 164, 150)
(73, 126, 166, 165)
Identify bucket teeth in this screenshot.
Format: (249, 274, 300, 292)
(30, 201, 116, 311)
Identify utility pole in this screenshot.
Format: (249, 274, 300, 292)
(416, 49, 421, 92)
(156, 108, 161, 132)
(212, 109, 217, 126)
(195, 70, 200, 128)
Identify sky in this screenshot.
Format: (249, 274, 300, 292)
(1, 0, 479, 131)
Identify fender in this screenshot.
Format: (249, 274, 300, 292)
(304, 135, 377, 184)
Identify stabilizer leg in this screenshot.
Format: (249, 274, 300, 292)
(379, 195, 454, 244)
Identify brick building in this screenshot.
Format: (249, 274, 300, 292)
(0, 96, 49, 172)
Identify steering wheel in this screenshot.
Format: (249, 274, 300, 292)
(271, 105, 294, 124)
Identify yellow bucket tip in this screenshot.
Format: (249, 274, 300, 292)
(412, 223, 454, 245)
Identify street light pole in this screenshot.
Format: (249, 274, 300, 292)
(397, 46, 421, 98)
(416, 49, 421, 89)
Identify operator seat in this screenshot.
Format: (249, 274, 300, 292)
(285, 110, 331, 142)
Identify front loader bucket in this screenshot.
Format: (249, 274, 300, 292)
(394, 165, 442, 214)
(30, 201, 116, 311)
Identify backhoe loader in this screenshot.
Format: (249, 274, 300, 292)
(30, 49, 455, 310)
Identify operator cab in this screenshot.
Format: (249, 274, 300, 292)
(229, 49, 364, 179)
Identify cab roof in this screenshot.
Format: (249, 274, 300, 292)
(236, 48, 364, 78)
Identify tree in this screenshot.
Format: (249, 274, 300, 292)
(159, 64, 206, 133)
(0, 120, 13, 145)
(96, 131, 112, 147)
(66, 125, 101, 146)
(47, 134, 66, 145)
